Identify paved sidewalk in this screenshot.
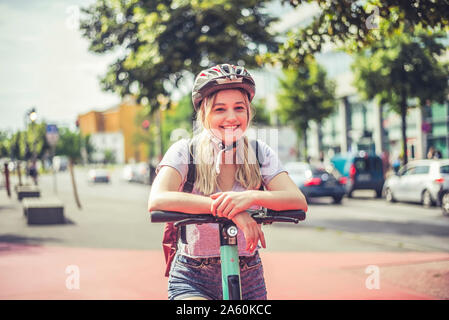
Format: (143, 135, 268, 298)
(0, 243, 448, 300)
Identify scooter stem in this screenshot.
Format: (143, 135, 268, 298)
(219, 222, 242, 300)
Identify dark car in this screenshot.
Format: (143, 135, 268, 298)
(331, 152, 385, 198)
(285, 162, 346, 204)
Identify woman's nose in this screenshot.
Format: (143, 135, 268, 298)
(224, 109, 238, 121)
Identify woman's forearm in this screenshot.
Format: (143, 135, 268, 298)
(148, 191, 213, 214)
(250, 190, 308, 212)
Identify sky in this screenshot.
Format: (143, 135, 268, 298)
(0, 0, 300, 133)
(0, 0, 121, 132)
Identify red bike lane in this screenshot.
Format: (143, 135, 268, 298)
(1, 243, 448, 300)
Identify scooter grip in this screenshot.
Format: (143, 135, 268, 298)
(266, 209, 306, 221)
(150, 211, 191, 223)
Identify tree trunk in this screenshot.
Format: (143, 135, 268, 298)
(16, 161, 22, 186)
(400, 95, 408, 165)
(69, 159, 82, 209)
(303, 127, 308, 162)
(4, 163, 10, 197)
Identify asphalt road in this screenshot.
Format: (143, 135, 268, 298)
(2, 166, 449, 300)
(1, 166, 448, 253)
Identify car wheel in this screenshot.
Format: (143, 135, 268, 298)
(333, 195, 343, 204)
(422, 190, 434, 208)
(441, 192, 449, 217)
(385, 188, 396, 203)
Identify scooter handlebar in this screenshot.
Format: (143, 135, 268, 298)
(150, 209, 306, 224)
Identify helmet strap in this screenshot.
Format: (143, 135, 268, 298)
(206, 130, 241, 174)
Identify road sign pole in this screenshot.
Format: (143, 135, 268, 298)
(46, 125, 59, 195)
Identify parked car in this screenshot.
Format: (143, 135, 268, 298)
(122, 164, 135, 182)
(134, 162, 150, 184)
(53, 156, 68, 172)
(331, 152, 385, 198)
(88, 169, 110, 183)
(383, 159, 449, 207)
(438, 175, 449, 216)
(285, 162, 346, 204)
(122, 162, 150, 184)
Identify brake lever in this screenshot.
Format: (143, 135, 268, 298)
(271, 217, 300, 224)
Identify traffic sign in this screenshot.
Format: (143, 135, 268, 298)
(46, 124, 59, 147)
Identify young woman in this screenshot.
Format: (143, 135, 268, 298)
(148, 64, 307, 300)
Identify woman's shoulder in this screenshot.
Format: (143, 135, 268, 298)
(159, 138, 192, 166)
(166, 138, 191, 154)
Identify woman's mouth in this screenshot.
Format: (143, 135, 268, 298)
(220, 125, 240, 130)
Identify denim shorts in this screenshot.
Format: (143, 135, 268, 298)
(168, 251, 267, 300)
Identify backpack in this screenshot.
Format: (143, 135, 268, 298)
(162, 138, 264, 277)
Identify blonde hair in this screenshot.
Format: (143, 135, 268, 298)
(191, 89, 262, 195)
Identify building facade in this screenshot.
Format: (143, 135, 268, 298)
(77, 97, 148, 164)
(255, 3, 449, 163)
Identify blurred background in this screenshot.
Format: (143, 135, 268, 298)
(1, 0, 449, 300)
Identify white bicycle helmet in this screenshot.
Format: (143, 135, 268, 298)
(192, 64, 256, 111)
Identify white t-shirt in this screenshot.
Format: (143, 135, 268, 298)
(155, 137, 286, 257)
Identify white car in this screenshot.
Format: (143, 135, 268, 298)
(122, 164, 135, 182)
(383, 159, 449, 207)
(88, 169, 110, 183)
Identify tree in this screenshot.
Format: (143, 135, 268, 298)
(24, 122, 51, 162)
(103, 149, 116, 164)
(55, 128, 89, 209)
(276, 57, 336, 160)
(80, 0, 279, 113)
(0, 131, 10, 159)
(161, 94, 194, 152)
(251, 98, 272, 126)
(352, 27, 449, 164)
(9, 132, 25, 186)
(267, 0, 449, 67)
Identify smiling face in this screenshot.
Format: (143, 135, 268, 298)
(206, 89, 250, 143)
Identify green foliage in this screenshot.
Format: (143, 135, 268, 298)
(352, 27, 449, 163)
(269, 0, 449, 67)
(55, 128, 94, 163)
(9, 131, 23, 160)
(251, 98, 271, 126)
(276, 57, 336, 136)
(161, 94, 193, 152)
(103, 149, 116, 164)
(80, 0, 279, 112)
(1, 122, 51, 161)
(0, 131, 10, 158)
(352, 28, 449, 111)
(55, 128, 81, 161)
(83, 134, 96, 163)
(25, 122, 51, 160)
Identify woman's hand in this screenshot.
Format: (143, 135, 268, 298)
(231, 211, 266, 253)
(210, 191, 254, 219)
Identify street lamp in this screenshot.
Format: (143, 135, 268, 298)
(29, 108, 37, 123)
